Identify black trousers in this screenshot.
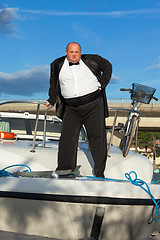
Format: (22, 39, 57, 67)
(57, 97, 107, 177)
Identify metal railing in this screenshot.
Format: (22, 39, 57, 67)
(107, 107, 140, 156)
(0, 100, 54, 152)
(0, 101, 147, 156)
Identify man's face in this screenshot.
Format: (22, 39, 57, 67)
(65, 43, 81, 63)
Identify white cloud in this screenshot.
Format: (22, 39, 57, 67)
(145, 63, 160, 71)
(0, 65, 49, 97)
(145, 57, 160, 71)
(1, 6, 159, 35)
(110, 75, 121, 84)
(0, 7, 19, 34)
(0, 64, 120, 98)
(21, 8, 160, 18)
(1, 7, 158, 35)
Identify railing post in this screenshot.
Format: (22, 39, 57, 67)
(43, 110, 47, 148)
(31, 103, 40, 152)
(135, 120, 139, 153)
(43, 106, 54, 148)
(107, 109, 118, 156)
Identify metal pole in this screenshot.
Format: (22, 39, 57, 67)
(153, 137, 156, 170)
(107, 110, 118, 157)
(43, 110, 47, 148)
(31, 103, 40, 152)
(43, 105, 54, 148)
(90, 207, 105, 240)
(135, 121, 139, 153)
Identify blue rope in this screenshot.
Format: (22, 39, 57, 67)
(125, 171, 160, 222)
(152, 179, 160, 184)
(1, 165, 160, 222)
(0, 169, 14, 177)
(83, 175, 129, 182)
(85, 172, 160, 222)
(0, 164, 31, 177)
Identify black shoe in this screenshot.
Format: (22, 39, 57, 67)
(96, 174, 105, 178)
(55, 165, 81, 178)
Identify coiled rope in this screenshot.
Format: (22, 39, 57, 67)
(0, 164, 31, 177)
(125, 171, 160, 222)
(84, 172, 160, 222)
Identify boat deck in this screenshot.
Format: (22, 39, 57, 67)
(0, 230, 61, 240)
(0, 230, 160, 240)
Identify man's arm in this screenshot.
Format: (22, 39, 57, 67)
(96, 55, 112, 89)
(47, 61, 59, 106)
(46, 56, 65, 107)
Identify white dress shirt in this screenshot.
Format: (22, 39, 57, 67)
(59, 58, 100, 99)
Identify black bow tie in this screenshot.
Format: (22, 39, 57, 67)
(69, 61, 79, 66)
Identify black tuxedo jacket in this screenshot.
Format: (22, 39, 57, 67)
(47, 54, 112, 119)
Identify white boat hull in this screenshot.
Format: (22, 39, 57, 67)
(0, 198, 158, 240)
(0, 177, 160, 240)
(0, 102, 158, 240)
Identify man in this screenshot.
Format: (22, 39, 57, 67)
(45, 42, 112, 177)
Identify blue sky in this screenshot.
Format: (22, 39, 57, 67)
(0, 0, 160, 101)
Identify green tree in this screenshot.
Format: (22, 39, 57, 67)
(133, 131, 160, 149)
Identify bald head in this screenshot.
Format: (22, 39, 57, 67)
(65, 42, 81, 63)
(66, 42, 81, 51)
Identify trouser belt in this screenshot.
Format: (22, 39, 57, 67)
(65, 89, 102, 107)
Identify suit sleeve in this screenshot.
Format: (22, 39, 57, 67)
(97, 55, 112, 89)
(47, 61, 59, 106)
